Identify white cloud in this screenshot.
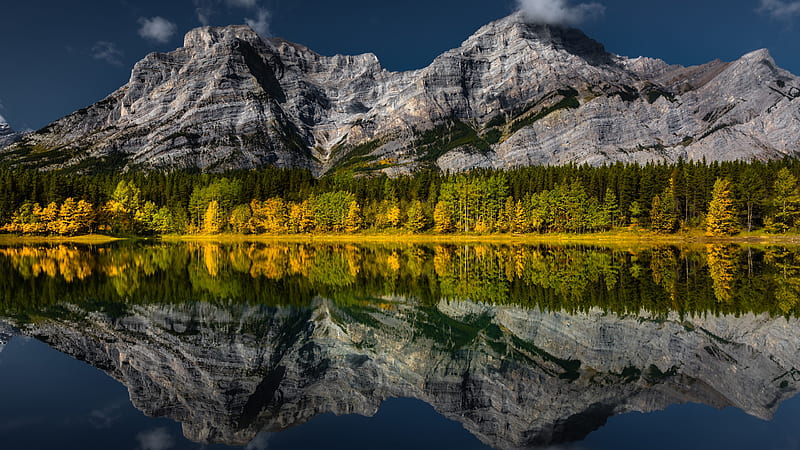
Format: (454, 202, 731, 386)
(138, 17, 178, 43)
(245, 8, 271, 36)
(516, 0, 605, 26)
(136, 427, 175, 450)
(91, 41, 124, 66)
(194, 0, 214, 25)
(0, 114, 6, 125)
(759, 0, 800, 19)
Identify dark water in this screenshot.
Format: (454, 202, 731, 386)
(0, 241, 799, 449)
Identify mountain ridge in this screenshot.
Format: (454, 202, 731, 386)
(2, 13, 798, 175)
(0, 118, 22, 149)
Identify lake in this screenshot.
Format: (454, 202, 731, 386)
(0, 241, 799, 449)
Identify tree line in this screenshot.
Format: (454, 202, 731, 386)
(1, 159, 800, 236)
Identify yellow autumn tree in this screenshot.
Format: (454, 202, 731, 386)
(203, 200, 224, 234)
(288, 201, 314, 233)
(385, 204, 402, 228)
(55, 198, 80, 235)
(706, 178, 740, 236)
(344, 201, 363, 232)
(249, 198, 289, 234)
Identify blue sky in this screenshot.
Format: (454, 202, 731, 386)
(0, 0, 799, 131)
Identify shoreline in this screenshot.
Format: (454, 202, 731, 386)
(0, 234, 126, 245)
(2, 230, 799, 247)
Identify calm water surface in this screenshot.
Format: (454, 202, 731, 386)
(1, 241, 799, 449)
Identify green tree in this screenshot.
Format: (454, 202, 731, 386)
(151, 206, 177, 234)
(768, 168, 800, 233)
(433, 201, 455, 233)
(736, 166, 765, 232)
(650, 185, 678, 233)
(312, 191, 355, 232)
(405, 200, 428, 233)
(601, 188, 620, 230)
(229, 204, 252, 234)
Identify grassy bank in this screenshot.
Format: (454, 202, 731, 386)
(2, 230, 800, 247)
(161, 229, 800, 247)
(0, 234, 126, 245)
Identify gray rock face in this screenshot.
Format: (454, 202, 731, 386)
(0, 119, 22, 150)
(9, 299, 800, 449)
(4, 13, 800, 174)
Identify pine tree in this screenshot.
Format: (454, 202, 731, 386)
(736, 167, 765, 232)
(769, 168, 800, 233)
(152, 206, 176, 234)
(433, 201, 454, 233)
(601, 188, 619, 230)
(650, 185, 679, 233)
(405, 200, 428, 233)
(706, 178, 740, 236)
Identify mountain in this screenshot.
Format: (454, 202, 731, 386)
(3, 12, 799, 175)
(0, 118, 22, 150)
(6, 298, 800, 449)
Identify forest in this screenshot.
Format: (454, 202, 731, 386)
(1, 158, 800, 237)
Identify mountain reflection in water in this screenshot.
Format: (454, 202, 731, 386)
(0, 242, 798, 449)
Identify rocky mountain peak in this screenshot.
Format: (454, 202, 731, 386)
(741, 47, 774, 63)
(182, 24, 262, 50)
(461, 12, 610, 64)
(0, 117, 22, 149)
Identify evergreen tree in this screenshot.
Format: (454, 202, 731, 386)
(151, 206, 176, 234)
(768, 167, 800, 233)
(433, 201, 455, 233)
(650, 185, 679, 233)
(601, 188, 619, 230)
(736, 166, 765, 232)
(405, 200, 427, 233)
(706, 178, 740, 236)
